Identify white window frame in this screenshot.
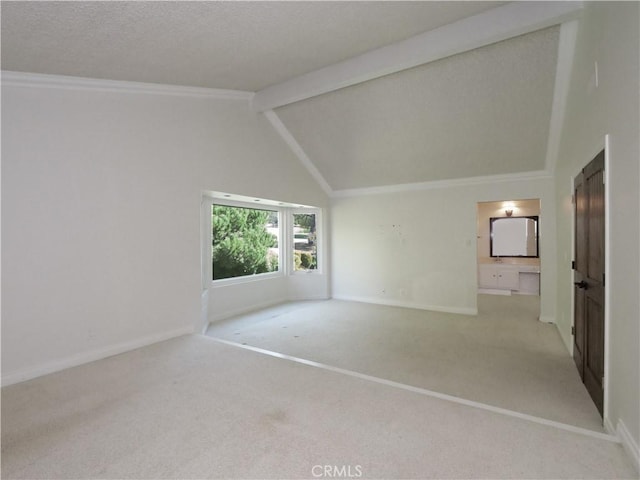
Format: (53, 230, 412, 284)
(206, 197, 283, 287)
(202, 195, 322, 289)
(291, 208, 323, 275)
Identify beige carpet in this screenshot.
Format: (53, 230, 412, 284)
(1, 335, 637, 479)
(207, 296, 604, 432)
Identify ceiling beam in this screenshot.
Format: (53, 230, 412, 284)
(252, 1, 583, 112)
(263, 110, 333, 197)
(544, 20, 579, 174)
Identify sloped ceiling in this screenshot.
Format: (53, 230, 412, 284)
(1, 1, 504, 91)
(1, 1, 575, 194)
(275, 27, 560, 191)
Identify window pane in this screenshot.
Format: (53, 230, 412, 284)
(212, 205, 279, 280)
(293, 213, 317, 271)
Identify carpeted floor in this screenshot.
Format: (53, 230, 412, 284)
(206, 295, 604, 431)
(1, 335, 637, 479)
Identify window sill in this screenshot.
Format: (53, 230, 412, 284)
(211, 271, 283, 288)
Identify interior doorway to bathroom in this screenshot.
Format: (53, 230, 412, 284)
(476, 199, 541, 297)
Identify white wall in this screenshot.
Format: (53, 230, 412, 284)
(1, 77, 328, 385)
(207, 276, 289, 324)
(331, 176, 556, 319)
(207, 272, 331, 324)
(553, 2, 639, 457)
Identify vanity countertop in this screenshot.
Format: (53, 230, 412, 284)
(478, 263, 540, 273)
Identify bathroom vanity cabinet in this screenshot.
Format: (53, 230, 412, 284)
(478, 264, 540, 294)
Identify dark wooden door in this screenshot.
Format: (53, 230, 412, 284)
(573, 150, 605, 417)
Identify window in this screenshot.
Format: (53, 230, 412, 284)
(293, 212, 318, 272)
(204, 193, 322, 285)
(212, 204, 279, 281)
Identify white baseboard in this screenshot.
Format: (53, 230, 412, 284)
(332, 294, 477, 316)
(604, 416, 615, 435)
(207, 296, 330, 326)
(1, 326, 194, 387)
(617, 419, 640, 473)
(288, 294, 331, 302)
(208, 298, 288, 324)
(554, 322, 573, 355)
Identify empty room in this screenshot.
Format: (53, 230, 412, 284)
(2, 1, 639, 479)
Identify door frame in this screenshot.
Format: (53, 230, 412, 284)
(570, 135, 611, 428)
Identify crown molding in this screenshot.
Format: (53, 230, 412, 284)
(252, 1, 584, 112)
(331, 170, 553, 198)
(1, 71, 254, 100)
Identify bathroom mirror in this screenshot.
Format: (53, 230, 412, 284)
(490, 216, 539, 258)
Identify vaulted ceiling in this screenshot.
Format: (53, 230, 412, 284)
(275, 26, 559, 191)
(1, 1, 582, 195)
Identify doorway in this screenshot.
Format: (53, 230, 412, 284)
(476, 199, 541, 297)
(573, 150, 606, 417)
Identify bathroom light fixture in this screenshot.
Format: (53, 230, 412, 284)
(504, 202, 515, 216)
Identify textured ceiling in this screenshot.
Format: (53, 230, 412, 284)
(1, 1, 504, 91)
(276, 26, 560, 191)
(2, 1, 565, 192)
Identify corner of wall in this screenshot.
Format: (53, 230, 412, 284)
(555, 321, 573, 355)
(617, 419, 640, 474)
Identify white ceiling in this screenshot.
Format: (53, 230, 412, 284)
(1, 1, 504, 91)
(1, 1, 575, 193)
(276, 26, 560, 190)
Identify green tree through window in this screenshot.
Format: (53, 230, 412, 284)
(293, 213, 317, 271)
(212, 205, 278, 280)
